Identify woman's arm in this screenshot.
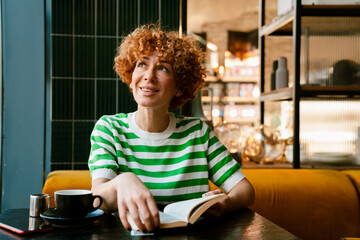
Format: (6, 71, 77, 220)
(225, 177, 255, 212)
(203, 178, 255, 217)
(91, 172, 160, 232)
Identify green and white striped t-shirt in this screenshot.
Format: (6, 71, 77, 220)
(88, 111, 245, 203)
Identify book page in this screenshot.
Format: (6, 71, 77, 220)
(188, 194, 226, 224)
(158, 211, 189, 228)
(127, 211, 187, 230)
(159, 211, 182, 224)
(163, 194, 225, 222)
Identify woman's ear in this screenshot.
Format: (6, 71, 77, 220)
(129, 81, 134, 92)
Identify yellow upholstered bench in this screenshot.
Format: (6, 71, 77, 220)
(43, 170, 223, 207)
(244, 169, 360, 240)
(42, 170, 92, 208)
(43, 169, 360, 240)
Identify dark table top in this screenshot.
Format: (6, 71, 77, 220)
(0, 208, 300, 240)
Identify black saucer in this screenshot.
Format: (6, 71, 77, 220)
(40, 208, 104, 226)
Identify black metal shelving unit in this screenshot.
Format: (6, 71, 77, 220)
(259, 1, 360, 168)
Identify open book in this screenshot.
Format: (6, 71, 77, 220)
(127, 194, 226, 230)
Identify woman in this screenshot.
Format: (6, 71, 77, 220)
(88, 25, 255, 233)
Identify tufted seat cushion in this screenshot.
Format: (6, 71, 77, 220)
(242, 169, 360, 240)
(42, 169, 360, 240)
(42, 170, 92, 207)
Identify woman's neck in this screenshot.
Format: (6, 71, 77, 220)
(135, 108, 170, 133)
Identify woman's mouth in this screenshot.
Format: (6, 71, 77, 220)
(140, 87, 159, 93)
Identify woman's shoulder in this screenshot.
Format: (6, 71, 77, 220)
(174, 114, 200, 123)
(174, 114, 211, 130)
(96, 113, 130, 127)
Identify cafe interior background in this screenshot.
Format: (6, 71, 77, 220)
(0, 0, 359, 211)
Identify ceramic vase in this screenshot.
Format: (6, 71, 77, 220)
(271, 60, 278, 90)
(276, 57, 289, 89)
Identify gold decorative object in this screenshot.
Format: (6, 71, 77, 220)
(243, 125, 285, 164)
(214, 122, 242, 153)
(213, 122, 252, 164)
(278, 137, 293, 163)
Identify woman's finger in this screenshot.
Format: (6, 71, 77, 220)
(147, 198, 160, 227)
(137, 199, 156, 232)
(202, 189, 222, 197)
(118, 204, 131, 230)
(127, 203, 146, 232)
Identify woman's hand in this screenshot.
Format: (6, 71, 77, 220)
(202, 178, 255, 218)
(114, 173, 160, 232)
(92, 173, 160, 232)
(202, 189, 227, 218)
(202, 188, 223, 198)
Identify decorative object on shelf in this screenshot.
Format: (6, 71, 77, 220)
(277, 0, 293, 16)
(203, 75, 260, 126)
(243, 125, 285, 164)
(213, 122, 252, 165)
(331, 59, 359, 86)
(271, 60, 278, 91)
(226, 51, 260, 79)
(311, 152, 354, 165)
(278, 137, 293, 163)
(276, 57, 289, 89)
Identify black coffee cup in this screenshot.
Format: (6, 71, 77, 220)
(54, 189, 103, 218)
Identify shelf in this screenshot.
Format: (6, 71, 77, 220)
(300, 85, 360, 98)
(221, 76, 259, 83)
(242, 161, 294, 169)
(225, 96, 258, 102)
(228, 118, 259, 123)
(259, 0, 360, 169)
(205, 76, 259, 83)
(260, 86, 360, 102)
(301, 161, 360, 170)
(202, 96, 258, 103)
(260, 10, 294, 36)
(242, 160, 360, 170)
(212, 117, 259, 125)
(204, 76, 218, 82)
(301, 4, 360, 17)
(260, 5, 360, 37)
(260, 87, 293, 101)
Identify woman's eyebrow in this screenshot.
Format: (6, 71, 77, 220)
(139, 56, 171, 65)
(159, 60, 171, 65)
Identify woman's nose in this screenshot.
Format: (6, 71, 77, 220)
(144, 67, 156, 82)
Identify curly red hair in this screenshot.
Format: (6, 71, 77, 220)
(114, 25, 206, 109)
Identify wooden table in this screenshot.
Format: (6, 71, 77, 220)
(0, 208, 300, 239)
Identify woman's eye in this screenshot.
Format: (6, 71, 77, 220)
(137, 62, 146, 68)
(158, 66, 169, 72)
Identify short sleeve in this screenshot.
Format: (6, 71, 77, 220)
(206, 128, 245, 192)
(88, 116, 119, 182)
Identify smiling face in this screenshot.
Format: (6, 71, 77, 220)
(130, 52, 179, 112)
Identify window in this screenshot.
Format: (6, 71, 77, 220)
(50, 0, 181, 170)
